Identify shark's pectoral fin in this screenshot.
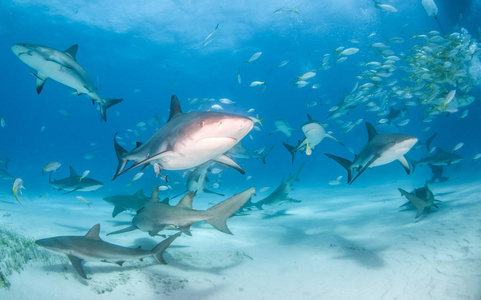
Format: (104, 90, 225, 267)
(116, 261, 125, 266)
(112, 205, 125, 218)
(107, 225, 137, 236)
(67, 255, 88, 279)
(179, 225, 193, 236)
(150, 226, 166, 237)
(398, 156, 411, 174)
(350, 155, 379, 184)
(30, 72, 48, 94)
(213, 155, 245, 174)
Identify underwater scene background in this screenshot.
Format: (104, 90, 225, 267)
(1, 0, 481, 299)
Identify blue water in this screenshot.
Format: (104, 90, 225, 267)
(1, 1, 480, 195)
(2, 1, 481, 298)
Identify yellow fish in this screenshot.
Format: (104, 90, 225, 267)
(12, 178, 25, 205)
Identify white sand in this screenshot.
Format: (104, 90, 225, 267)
(1, 178, 480, 300)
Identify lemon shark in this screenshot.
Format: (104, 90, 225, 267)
(284, 114, 343, 163)
(11, 43, 123, 121)
(325, 122, 418, 184)
(113, 95, 253, 180)
(35, 224, 181, 279)
(108, 186, 255, 237)
(49, 166, 103, 193)
(399, 184, 440, 218)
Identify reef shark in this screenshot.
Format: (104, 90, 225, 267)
(103, 189, 150, 218)
(49, 166, 103, 193)
(399, 184, 440, 218)
(284, 114, 343, 163)
(325, 122, 418, 184)
(11, 43, 123, 121)
(409, 147, 462, 172)
(227, 143, 274, 164)
(35, 224, 181, 279)
(108, 186, 255, 236)
(113, 95, 253, 180)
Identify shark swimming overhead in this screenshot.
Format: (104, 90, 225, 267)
(35, 224, 181, 279)
(49, 166, 103, 193)
(108, 186, 256, 237)
(112, 95, 253, 180)
(325, 122, 417, 184)
(11, 43, 123, 121)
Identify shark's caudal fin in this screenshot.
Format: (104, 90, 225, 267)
(152, 232, 182, 264)
(99, 98, 123, 122)
(325, 153, 354, 184)
(259, 145, 274, 164)
(424, 132, 437, 152)
(203, 187, 256, 234)
(113, 133, 128, 180)
(283, 142, 296, 164)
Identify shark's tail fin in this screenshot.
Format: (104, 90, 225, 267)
(325, 153, 353, 184)
(283, 142, 296, 164)
(424, 132, 437, 152)
(259, 145, 274, 164)
(203, 187, 256, 234)
(99, 98, 123, 122)
(152, 232, 182, 264)
(112, 132, 128, 180)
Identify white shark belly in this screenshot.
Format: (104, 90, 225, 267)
(159, 137, 238, 170)
(371, 147, 411, 167)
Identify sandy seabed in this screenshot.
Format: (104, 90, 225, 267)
(0, 177, 480, 300)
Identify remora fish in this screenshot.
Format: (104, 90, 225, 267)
(325, 122, 418, 184)
(108, 186, 255, 236)
(227, 142, 274, 164)
(284, 114, 343, 163)
(113, 95, 253, 180)
(49, 166, 103, 193)
(35, 224, 181, 279)
(11, 43, 123, 121)
(409, 148, 463, 172)
(103, 189, 150, 218)
(399, 184, 440, 218)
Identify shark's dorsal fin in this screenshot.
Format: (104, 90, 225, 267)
(365, 122, 378, 141)
(85, 224, 101, 240)
(150, 186, 160, 203)
(134, 189, 144, 197)
(64, 44, 79, 60)
(168, 95, 183, 122)
(69, 166, 78, 177)
(176, 192, 194, 209)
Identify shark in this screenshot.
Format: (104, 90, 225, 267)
(284, 114, 343, 163)
(108, 186, 255, 236)
(103, 190, 150, 218)
(113, 95, 253, 180)
(270, 119, 297, 138)
(408, 147, 462, 172)
(253, 179, 301, 209)
(35, 224, 181, 279)
(183, 161, 224, 197)
(0, 165, 13, 180)
(325, 122, 418, 184)
(11, 43, 123, 121)
(49, 166, 103, 193)
(399, 184, 440, 218)
(227, 142, 274, 164)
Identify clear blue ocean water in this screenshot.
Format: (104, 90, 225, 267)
(1, 1, 481, 297)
